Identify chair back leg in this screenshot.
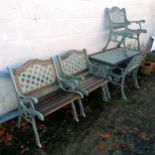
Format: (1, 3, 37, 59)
(71, 103, 79, 122)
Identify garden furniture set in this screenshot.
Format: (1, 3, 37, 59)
(8, 7, 146, 147)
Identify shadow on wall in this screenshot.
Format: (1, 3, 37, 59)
(0, 76, 17, 116)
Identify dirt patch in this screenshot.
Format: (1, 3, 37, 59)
(0, 71, 155, 155)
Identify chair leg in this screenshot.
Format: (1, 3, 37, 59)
(102, 33, 112, 51)
(106, 84, 111, 99)
(77, 99, 86, 118)
(132, 70, 139, 89)
(76, 88, 89, 96)
(71, 103, 79, 122)
(31, 117, 42, 148)
(121, 77, 127, 100)
(137, 34, 140, 51)
(16, 109, 22, 128)
(101, 86, 108, 102)
(117, 36, 124, 48)
(122, 37, 128, 57)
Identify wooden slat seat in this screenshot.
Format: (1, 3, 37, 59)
(36, 89, 80, 117)
(78, 74, 109, 94)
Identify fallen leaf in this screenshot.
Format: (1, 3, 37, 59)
(132, 127, 139, 132)
(112, 143, 128, 150)
(0, 129, 5, 137)
(118, 144, 128, 149)
(100, 133, 111, 140)
(139, 132, 148, 141)
(149, 113, 155, 119)
(4, 134, 13, 146)
(120, 127, 128, 134)
(97, 143, 105, 152)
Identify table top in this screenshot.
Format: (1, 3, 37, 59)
(90, 48, 140, 67)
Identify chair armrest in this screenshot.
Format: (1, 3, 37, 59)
(16, 90, 44, 121)
(16, 90, 38, 104)
(128, 20, 145, 30)
(64, 73, 85, 81)
(58, 76, 79, 85)
(58, 77, 84, 98)
(129, 20, 145, 24)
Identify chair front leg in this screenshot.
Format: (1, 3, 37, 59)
(71, 103, 79, 122)
(105, 84, 110, 99)
(77, 99, 86, 118)
(31, 117, 42, 148)
(101, 86, 108, 102)
(132, 69, 139, 89)
(121, 75, 127, 100)
(16, 106, 22, 128)
(20, 110, 42, 148)
(137, 34, 140, 51)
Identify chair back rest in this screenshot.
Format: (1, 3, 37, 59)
(106, 7, 127, 29)
(58, 49, 88, 76)
(9, 59, 58, 96)
(127, 54, 144, 73)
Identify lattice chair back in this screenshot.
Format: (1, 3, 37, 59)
(59, 49, 89, 75)
(106, 7, 127, 29)
(126, 54, 144, 73)
(10, 59, 58, 96)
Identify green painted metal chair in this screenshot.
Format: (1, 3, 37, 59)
(56, 49, 110, 102)
(103, 7, 147, 52)
(8, 58, 85, 148)
(111, 54, 144, 100)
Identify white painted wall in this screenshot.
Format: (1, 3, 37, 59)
(0, 0, 155, 115)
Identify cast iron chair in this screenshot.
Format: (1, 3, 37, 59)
(111, 54, 144, 100)
(8, 58, 85, 147)
(56, 49, 110, 102)
(103, 7, 147, 52)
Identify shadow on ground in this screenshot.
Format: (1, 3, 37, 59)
(0, 71, 155, 155)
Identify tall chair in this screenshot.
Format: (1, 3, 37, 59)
(103, 7, 147, 52)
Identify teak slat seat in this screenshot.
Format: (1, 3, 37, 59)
(8, 58, 85, 148)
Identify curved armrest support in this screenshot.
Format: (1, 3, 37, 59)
(128, 20, 145, 30)
(16, 90, 38, 104)
(58, 77, 83, 98)
(58, 76, 79, 86)
(129, 20, 145, 24)
(64, 73, 84, 81)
